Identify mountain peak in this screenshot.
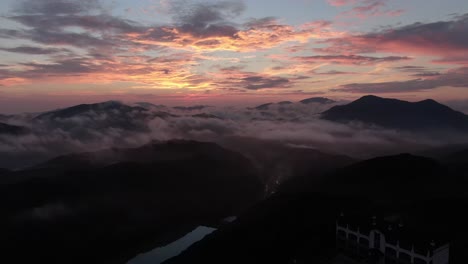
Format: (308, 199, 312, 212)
(356, 95, 383, 101)
(416, 98, 444, 107)
(99, 100, 123, 107)
(322, 95, 468, 132)
(254, 103, 273, 110)
(34, 101, 147, 121)
(419, 98, 437, 104)
(352, 95, 404, 105)
(300, 97, 336, 105)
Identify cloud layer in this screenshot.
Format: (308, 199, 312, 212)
(1, 99, 465, 169)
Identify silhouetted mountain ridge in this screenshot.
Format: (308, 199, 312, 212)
(0, 122, 29, 135)
(173, 105, 211, 111)
(31, 101, 151, 132)
(192, 113, 221, 119)
(165, 152, 468, 264)
(332, 153, 444, 184)
(252, 97, 336, 111)
(34, 101, 147, 120)
(34, 140, 248, 170)
(253, 103, 274, 110)
(322, 95, 468, 132)
(300, 97, 336, 104)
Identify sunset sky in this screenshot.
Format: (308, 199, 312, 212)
(0, 0, 467, 113)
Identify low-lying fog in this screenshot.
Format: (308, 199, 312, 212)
(1, 99, 467, 169)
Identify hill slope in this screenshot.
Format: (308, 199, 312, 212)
(1, 141, 263, 264)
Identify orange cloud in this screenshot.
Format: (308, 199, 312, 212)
(127, 20, 341, 52)
(294, 55, 411, 65)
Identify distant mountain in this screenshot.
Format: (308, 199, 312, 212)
(253, 98, 334, 110)
(0, 114, 9, 122)
(192, 113, 221, 119)
(300, 97, 336, 104)
(0, 113, 38, 124)
(0, 122, 29, 135)
(173, 105, 210, 111)
(253, 101, 294, 110)
(35, 101, 147, 121)
(33, 101, 151, 132)
(151, 111, 179, 119)
(1, 140, 263, 264)
(245, 98, 339, 122)
(254, 103, 274, 110)
(134, 102, 167, 109)
(322, 95, 468, 132)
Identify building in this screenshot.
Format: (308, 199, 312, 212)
(336, 213, 450, 264)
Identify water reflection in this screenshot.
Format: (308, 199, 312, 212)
(127, 226, 216, 264)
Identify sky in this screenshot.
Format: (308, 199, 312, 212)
(0, 0, 467, 113)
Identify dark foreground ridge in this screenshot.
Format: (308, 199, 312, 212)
(0, 140, 263, 264)
(165, 152, 468, 264)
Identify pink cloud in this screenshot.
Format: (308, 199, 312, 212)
(433, 55, 468, 66)
(294, 54, 410, 65)
(327, 0, 356, 6)
(332, 0, 404, 19)
(334, 67, 468, 93)
(317, 15, 468, 63)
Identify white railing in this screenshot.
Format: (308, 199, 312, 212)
(336, 222, 449, 264)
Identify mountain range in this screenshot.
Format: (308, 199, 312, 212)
(2, 95, 468, 263)
(5, 95, 467, 136)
